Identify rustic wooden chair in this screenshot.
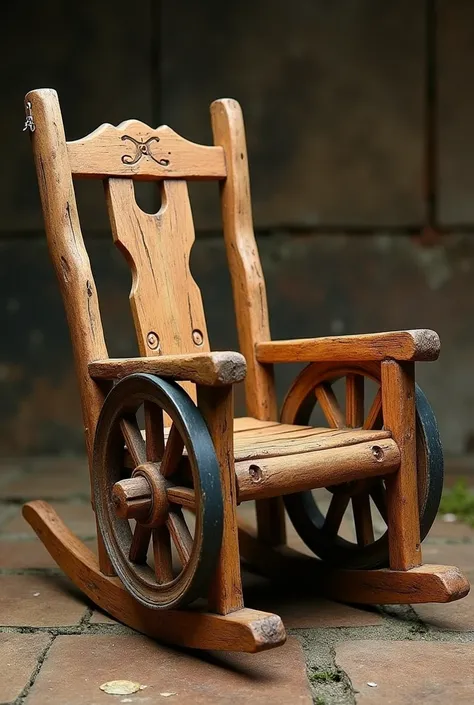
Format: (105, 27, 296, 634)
(23, 88, 469, 653)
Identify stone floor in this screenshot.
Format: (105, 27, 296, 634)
(1, 457, 474, 704)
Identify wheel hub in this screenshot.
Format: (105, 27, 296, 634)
(112, 463, 168, 528)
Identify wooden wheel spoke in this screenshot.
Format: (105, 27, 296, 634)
(345, 374, 364, 428)
(129, 522, 151, 563)
(352, 494, 375, 547)
(121, 415, 146, 466)
(144, 402, 164, 462)
(315, 383, 345, 429)
(363, 389, 383, 430)
(160, 424, 185, 478)
(323, 493, 350, 536)
(370, 480, 388, 523)
(167, 510, 193, 565)
(152, 526, 174, 584)
(166, 485, 196, 511)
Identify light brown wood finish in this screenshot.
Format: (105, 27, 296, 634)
(27, 88, 464, 648)
(232, 427, 391, 461)
(345, 374, 365, 427)
(345, 374, 374, 544)
(26, 89, 107, 463)
(26, 88, 114, 576)
(233, 418, 281, 433)
(197, 385, 244, 615)
(23, 501, 285, 652)
(211, 98, 285, 546)
(68, 121, 226, 180)
(89, 351, 246, 386)
(256, 329, 441, 364)
(381, 360, 422, 570)
(237, 521, 470, 605)
(315, 383, 345, 428)
(236, 438, 399, 501)
(363, 389, 383, 430)
(106, 177, 208, 356)
(114, 424, 395, 515)
(106, 176, 211, 403)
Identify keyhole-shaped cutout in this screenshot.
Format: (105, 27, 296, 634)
(133, 181, 161, 215)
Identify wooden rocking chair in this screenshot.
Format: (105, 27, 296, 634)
(23, 88, 469, 653)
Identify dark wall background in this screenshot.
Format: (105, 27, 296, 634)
(1, 1, 474, 459)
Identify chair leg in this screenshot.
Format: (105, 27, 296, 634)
(381, 360, 422, 571)
(197, 385, 244, 614)
(256, 498, 287, 546)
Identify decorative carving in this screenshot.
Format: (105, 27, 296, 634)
(67, 120, 226, 179)
(121, 135, 170, 167)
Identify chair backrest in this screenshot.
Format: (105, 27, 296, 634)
(26, 89, 277, 461)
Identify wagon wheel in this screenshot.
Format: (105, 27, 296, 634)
(281, 361, 443, 569)
(92, 373, 223, 609)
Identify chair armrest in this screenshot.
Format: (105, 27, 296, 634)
(88, 351, 247, 386)
(255, 330, 440, 364)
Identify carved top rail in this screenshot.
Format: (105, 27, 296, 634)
(67, 120, 227, 180)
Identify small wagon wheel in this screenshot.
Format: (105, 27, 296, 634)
(92, 373, 223, 609)
(281, 361, 443, 569)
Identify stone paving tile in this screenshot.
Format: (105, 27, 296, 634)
(0, 501, 96, 538)
(0, 537, 97, 570)
(27, 634, 312, 704)
(413, 586, 474, 632)
(0, 633, 51, 703)
(243, 574, 382, 628)
(0, 574, 88, 627)
(425, 517, 474, 542)
(0, 459, 90, 500)
(336, 640, 474, 704)
(421, 541, 474, 576)
(89, 609, 118, 625)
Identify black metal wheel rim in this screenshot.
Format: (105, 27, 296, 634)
(281, 362, 443, 569)
(92, 373, 223, 609)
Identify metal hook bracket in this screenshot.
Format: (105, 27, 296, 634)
(23, 101, 35, 133)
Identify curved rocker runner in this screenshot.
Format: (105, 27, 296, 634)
(23, 88, 469, 653)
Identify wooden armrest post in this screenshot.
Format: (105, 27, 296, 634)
(381, 360, 422, 570)
(197, 384, 243, 615)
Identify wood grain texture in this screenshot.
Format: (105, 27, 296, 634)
(119, 425, 393, 513)
(197, 385, 244, 615)
(211, 99, 284, 545)
(26, 89, 108, 461)
(321, 564, 470, 605)
(106, 178, 209, 358)
(237, 522, 470, 605)
(346, 373, 365, 427)
(233, 427, 390, 460)
(381, 360, 422, 570)
(235, 438, 399, 501)
(315, 383, 345, 428)
(256, 330, 441, 363)
(23, 501, 286, 652)
(210, 99, 276, 421)
(89, 351, 246, 386)
(26, 88, 114, 576)
(68, 121, 226, 180)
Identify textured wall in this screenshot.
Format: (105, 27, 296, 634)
(1, 2, 473, 458)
